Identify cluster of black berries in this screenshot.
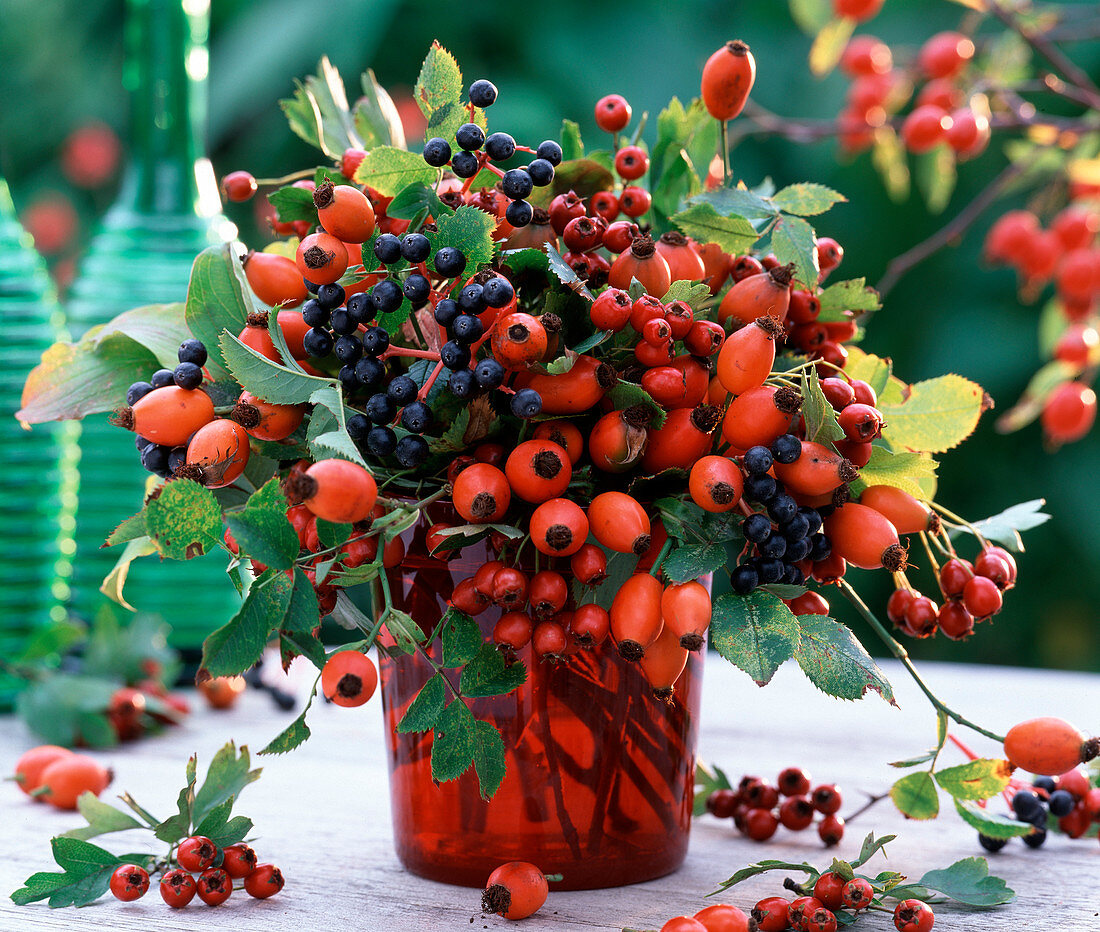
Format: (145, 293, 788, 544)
(421, 78, 563, 229)
(730, 436, 832, 593)
(127, 339, 209, 478)
(979, 776, 1086, 852)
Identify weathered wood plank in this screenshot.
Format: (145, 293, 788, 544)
(3, 658, 1098, 930)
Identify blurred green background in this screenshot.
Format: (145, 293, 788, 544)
(2, 0, 1098, 671)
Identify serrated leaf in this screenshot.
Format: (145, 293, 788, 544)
(259, 709, 312, 756)
(560, 119, 584, 160)
(795, 615, 895, 704)
(872, 126, 911, 201)
(268, 185, 317, 223)
(104, 510, 148, 548)
(716, 858, 819, 891)
(11, 838, 141, 908)
(890, 771, 940, 820)
(183, 244, 254, 378)
(472, 719, 507, 799)
(144, 479, 223, 560)
(773, 183, 847, 216)
(415, 41, 475, 144)
(279, 57, 362, 159)
(709, 591, 800, 686)
(155, 768, 195, 844)
(397, 673, 447, 733)
(662, 280, 712, 309)
(954, 799, 1034, 839)
(60, 794, 144, 841)
(916, 144, 957, 214)
(545, 242, 595, 301)
(771, 214, 819, 288)
(607, 380, 666, 428)
(818, 278, 881, 322)
(192, 743, 262, 827)
(459, 643, 527, 698)
(441, 609, 482, 667)
(221, 330, 332, 405)
(672, 202, 758, 255)
(844, 346, 892, 395)
(354, 68, 406, 149)
(918, 857, 1016, 906)
(690, 187, 778, 221)
(662, 544, 728, 584)
(388, 182, 452, 222)
(353, 145, 437, 197)
(935, 758, 1013, 801)
(853, 447, 938, 500)
(879, 374, 986, 453)
(431, 700, 476, 783)
(226, 478, 299, 570)
(809, 16, 855, 76)
(801, 370, 846, 444)
(951, 499, 1049, 553)
(200, 572, 293, 679)
(427, 205, 497, 279)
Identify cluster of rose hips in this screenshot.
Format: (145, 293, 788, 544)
(837, 27, 988, 161)
(751, 885, 933, 932)
(705, 768, 846, 848)
(984, 203, 1099, 446)
(421, 78, 561, 230)
(887, 543, 1018, 641)
(980, 767, 1100, 852)
(14, 745, 112, 811)
(108, 836, 283, 909)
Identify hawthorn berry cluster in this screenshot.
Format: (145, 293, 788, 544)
(752, 888, 932, 932)
(706, 768, 845, 848)
(980, 767, 1100, 852)
(985, 203, 1100, 446)
(887, 543, 1018, 641)
(108, 836, 282, 909)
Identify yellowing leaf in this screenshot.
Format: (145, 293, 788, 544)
(809, 17, 856, 77)
(890, 771, 940, 820)
(879, 374, 987, 453)
(853, 447, 938, 500)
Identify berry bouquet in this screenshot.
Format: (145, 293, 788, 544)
(20, 40, 1083, 888)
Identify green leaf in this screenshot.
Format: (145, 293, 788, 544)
(155, 764, 196, 844)
(16, 674, 118, 747)
(662, 544, 728, 584)
(104, 510, 147, 548)
(890, 771, 940, 820)
(916, 144, 957, 215)
(259, 709, 312, 756)
(279, 626, 326, 671)
(801, 370, 846, 444)
(809, 16, 855, 76)
(709, 591, 801, 686)
(353, 69, 406, 149)
(201, 815, 253, 849)
(397, 673, 447, 733)
(472, 719, 507, 799)
(459, 643, 527, 698)
(17, 329, 158, 423)
(427, 205, 497, 279)
(879, 374, 987, 453)
(852, 447, 938, 500)
(715, 858, 819, 891)
(872, 126, 911, 202)
(995, 360, 1077, 433)
(431, 700, 476, 783)
(935, 759, 1013, 802)
(144, 480, 223, 560)
(353, 145, 437, 197)
(315, 519, 352, 551)
(11, 838, 141, 908)
(441, 609, 482, 667)
(770, 214, 819, 288)
(560, 119, 584, 160)
(794, 615, 896, 704)
(817, 278, 881, 322)
(60, 794, 143, 841)
(672, 202, 758, 255)
(952, 499, 1049, 553)
(388, 182, 452, 222)
(92, 302, 191, 370)
(414, 41, 477, 144)
(918, 857, 1016, 906)
(953, 799, 1033, 839)
(279, 57, 361, 159)
(690, 187, 778, 221)
(268, 184, 317, 223)
(382, 607, 425, 655)
(844, 347, 893, 396)
(693, 761, 735, 815)
(192, 742, 262, 827)
(283, 568, 322, 635)
(851, 832, 897, 869)
(606, 380, 666, 428)
(773, 183, 847, 216)
(662, 280, 712, 310)
(789, 0, 833, 34)
(226, 478, 299, 570)
(649, 98, 712, 223)
(545, 242, 595, 301)
(200, 572, 293, 679)
(185, 244, 254, 378)
(220, 330, 332, 405)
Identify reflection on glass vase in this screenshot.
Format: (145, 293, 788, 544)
(377, 508, 703, 890)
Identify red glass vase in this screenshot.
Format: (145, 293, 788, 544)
(377, 508, 704, 890)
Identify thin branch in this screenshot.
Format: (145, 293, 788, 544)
(987, 1, 1100, 108)
(875, 159, 1027, 298)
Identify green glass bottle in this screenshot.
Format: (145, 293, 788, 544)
(66, 0, 239, 649)
(0, 179, 77, 709)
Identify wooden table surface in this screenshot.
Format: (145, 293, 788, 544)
(2, 655, 1098, 931)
